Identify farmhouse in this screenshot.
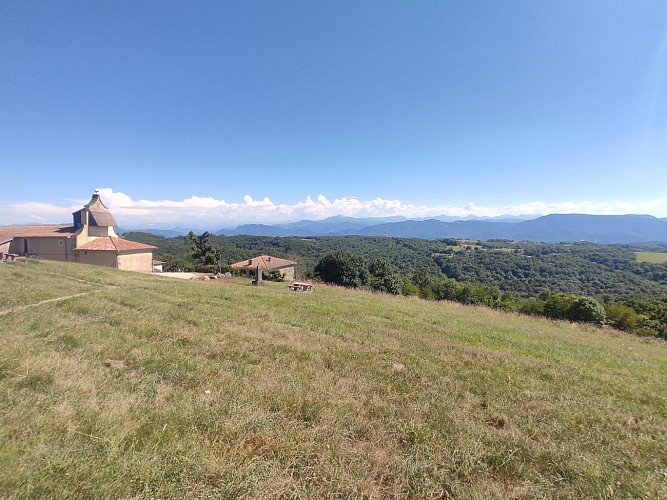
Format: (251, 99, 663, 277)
(0, 192, 156, 272)
(231, 255, 297, 281)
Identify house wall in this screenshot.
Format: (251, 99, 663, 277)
(117, 251, 153, 273)
(277, 265, 296, 281)
(88, 225, 117, 238)
(0, 241, 10, 254)
(77, 250, 117, 268)
(8, 237, 74, 261)
(74, 230, 90, 249)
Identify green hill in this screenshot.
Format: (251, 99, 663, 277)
(1, 260, 666, 498)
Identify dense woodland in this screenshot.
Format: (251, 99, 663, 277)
(124, 232, 667, 339)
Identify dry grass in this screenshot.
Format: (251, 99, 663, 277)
(0, 259, 666, 498)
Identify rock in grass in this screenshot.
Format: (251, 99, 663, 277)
(103, 359, 127, 370)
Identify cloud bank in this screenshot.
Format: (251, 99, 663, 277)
(1, 188, 666, 228)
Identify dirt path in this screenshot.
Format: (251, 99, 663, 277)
(0, 292, 99, 316)
(0, 278, 117, 317)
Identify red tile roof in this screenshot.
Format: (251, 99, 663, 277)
(0, 225, 75, 243)
(230, 254, 296, 270)
(75, 237, 156, 252)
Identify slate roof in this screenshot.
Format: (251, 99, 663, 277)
(76, 193, 118, 227)
(230, 254, 296, 270)
(75, 237, 156, 252)
(88, 210, 117, 227)
(0, 225, 75, 243)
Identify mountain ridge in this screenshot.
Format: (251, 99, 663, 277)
(211, 214, 667, 243)
(125, 214, 667, 243)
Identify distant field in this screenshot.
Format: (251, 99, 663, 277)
(635, 251, 667, 264)
(1, 259, 666, 498)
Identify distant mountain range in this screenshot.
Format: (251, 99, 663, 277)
(118, 228, 188, 238)
(349, 214, 667, 243)
(123, 214, 667, 244)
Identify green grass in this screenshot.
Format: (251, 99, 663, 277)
(1, 259, 666, 498)
(635, 251, 667, 264)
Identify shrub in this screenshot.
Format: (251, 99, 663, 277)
(568, 297, 606, 326)
(400, 280, 419, 296)
(368, 258, 402, 295)
(544, 293, 606, 325)
(262, 269, 285, 282)
(543, 293, 578, 320)
(518, 297, 545, 316)
(314, 250, 369, 288)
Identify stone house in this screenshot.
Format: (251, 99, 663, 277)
(0, 192, 156, 272)
(230, 255, 297, 281)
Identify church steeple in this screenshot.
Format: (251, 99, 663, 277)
(72, 191, 117, 231)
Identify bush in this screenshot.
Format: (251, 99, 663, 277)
(314, 250, 369, 288)
(543, 293, 578, 320)
(262, 269, 285, 282)
(605, 304, 646, 332)
(518, 297, 545, 316)
(568, 297, 606, 326)
(544, 293, 606, 325)
(400, 280, 419, 296)
(165, 257, 195, 272)
(368, 258, 402, 294)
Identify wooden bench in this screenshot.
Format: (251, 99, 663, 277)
(288, 282, 314, 292)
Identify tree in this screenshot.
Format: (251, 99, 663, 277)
(544, 293, 606, 325)
(518, 297, 545, 316)
(568, 297, 606, 326)
(368, 258, 402, 294)
(314, 250, 369, 288)
(605, 303, 646, 332)
(188, 231, 220, 272)
(165, 256, 195, 272)
(543, 293, 577, 321)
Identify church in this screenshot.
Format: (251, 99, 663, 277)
(0, 191, 156, 272)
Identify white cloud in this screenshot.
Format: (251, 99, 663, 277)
(1, 188, 666, 227)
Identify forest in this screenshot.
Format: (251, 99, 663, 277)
(124, 232, 667, 339)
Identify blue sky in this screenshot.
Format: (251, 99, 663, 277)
(1, 1, 666, 227)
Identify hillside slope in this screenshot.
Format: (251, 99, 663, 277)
(1, 260, 666, 498)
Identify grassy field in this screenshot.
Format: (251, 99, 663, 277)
(1, 259, 666, 499)
(635, 251, 667, 264)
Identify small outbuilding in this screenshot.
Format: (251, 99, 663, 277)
(230, 255, 297, 281)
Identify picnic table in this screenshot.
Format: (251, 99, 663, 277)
(288, 282, 314, 292)
(1, 253, 18, 263)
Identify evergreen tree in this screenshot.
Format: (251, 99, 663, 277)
(188, 231, 220, 272)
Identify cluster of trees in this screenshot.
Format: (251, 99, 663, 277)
(435, 243, 667, 298)
(123, 231, 667, 339)
(314, 250, 403, 294)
